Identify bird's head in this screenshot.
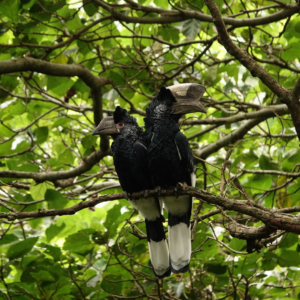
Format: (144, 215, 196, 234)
(154, 84, 207, 115)
(92, 106, 137, 136)
(168, 83, 207, 115)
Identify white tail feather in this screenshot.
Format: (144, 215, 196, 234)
(148, 239, 170, 276)
(168, 223, 191, 271)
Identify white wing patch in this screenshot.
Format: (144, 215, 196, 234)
(151, 133, 155, 142)
(136, 141, 147, 151)
(174, 139, 182, 161)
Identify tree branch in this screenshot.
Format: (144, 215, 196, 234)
(94, 0, 299, 28)
(195, 117, 266, 159)
(0, 57, 112, 152)
(182, 104, 289, 126)
(287, 77, 300, 141)
(1, 185, 300, 236)
(0, 149, 110, 183)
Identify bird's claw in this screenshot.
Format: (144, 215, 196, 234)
(124, 191, 132, 200)
(155, 186, 161, 196)
(173, 187, 178, 198)
(143, 190, 149, 199)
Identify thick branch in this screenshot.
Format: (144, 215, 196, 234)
(0, 57, 112, 88)
(94, 0, 299, 28)
(287, 77, 300, 141)
(227, 223, 276, 240)
(182, 104, 289, 126)
(1, 186, 300, 236)
(0, 57, 112, 152)
(0, 149, 110, 183)
(195, 117, 264, 159)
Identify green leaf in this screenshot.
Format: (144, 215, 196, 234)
(83, 1, 98, 16)
(101, 275, 123, 294)
(30, 2, 51, 22)
(0, 75, 18, 99)
(282, 43, 299, 61)
(103, 203, 122, 238)
(63, 230, 95, 254)
(283, 149, 300, 171)
(0, 234, 18, 245)
(44, 244, 62, 261)
(81, 135, 98, 149)
(110, 71, 125, 86)
(206, 263, 227, 275)
(259, 154, 280, 170)
(47, 76, 75, 97)
(30, 270, 55, 282)
(45, 189, 69, 209)
(247, 174, 272, 191)
(46, 222, 66, 242)
(278, 251, 300, 267)
(21, 0, 37, 9)
(224, 80, 235, 93)
(279, 233, 298, 249)
(228, 238, 245, 251)
(33, 126, 49, 144)
(7, 237, 39, 260)
(57, 149, 75, 166)
(180, 18, 202, 40)
(0, 0, 20, 22)
(10, 100, 25, 115)
(154, 0, 168, 9)
(30, 182, 54, 200)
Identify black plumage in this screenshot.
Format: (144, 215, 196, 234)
(145, 86, 205, 274)
(93, 106, 170, 278)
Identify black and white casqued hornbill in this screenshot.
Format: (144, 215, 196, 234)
(145, 83, 206, 274)
(92, 106, 171, 278)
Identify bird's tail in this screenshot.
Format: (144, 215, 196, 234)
(163, 195, 192, 274)
(145, 217, 171, 278)
(129, 197, 170, 278)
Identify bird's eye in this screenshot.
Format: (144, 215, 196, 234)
(117, 122, 124, 129)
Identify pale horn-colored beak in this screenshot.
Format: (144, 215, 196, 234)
(167, 83, 207, 115)
(92, 116, 119, 136)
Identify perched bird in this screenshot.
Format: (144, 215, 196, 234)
(145, 83, 206, 274)
(93, 106, 170, 278)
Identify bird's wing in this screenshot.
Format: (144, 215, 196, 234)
(174, 130, 195, 186)
(132, 139, 171, 278)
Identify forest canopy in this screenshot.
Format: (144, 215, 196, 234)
(0, 0, 300, 299)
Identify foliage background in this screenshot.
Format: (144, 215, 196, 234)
(0, 0, 300, 299)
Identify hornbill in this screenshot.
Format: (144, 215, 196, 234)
(145, 83, 206, 274)
(93, 106, 171, 278)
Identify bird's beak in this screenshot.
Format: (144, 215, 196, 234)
(92, 116, 119, 136)
(167, 83, 207, 115)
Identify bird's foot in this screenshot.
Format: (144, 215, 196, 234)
(143, 190, 149, 199)
(123, 191, 132, 200)
(172, 186, 178, 198)
(155, 186, 162, 196)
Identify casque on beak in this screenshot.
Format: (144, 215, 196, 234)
(167, 83, 207, 115)
(92, 116, 119, 136)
